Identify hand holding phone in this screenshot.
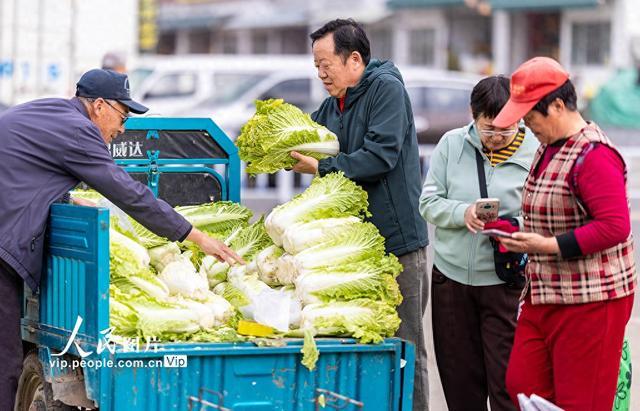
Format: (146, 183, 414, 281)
(480, 229, 513, 238)
(475, 198, 500, 222)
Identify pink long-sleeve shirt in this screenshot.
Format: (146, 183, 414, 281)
(535, 141, 630, 257)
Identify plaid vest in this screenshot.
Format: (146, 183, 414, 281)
(522, 124, 636, 304)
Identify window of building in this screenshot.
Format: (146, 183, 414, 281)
(571, 21, 611, 65)
(222, 31, 237, 54)
(526, 13, 560, 61)
(252, 31, 269, 54)
(157, 31, 177, 54)
(369, 28, 393, 60)
(188, 29, 211, 53)
(281, 28, 308, 54)
(409, 29, 436, 66)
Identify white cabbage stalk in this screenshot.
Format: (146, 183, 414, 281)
(174, 298, 216, 329)
(148, 242, 182, 273)
(298, 299, 401, 344)
(199, 256, 229, 289)
(281, 217, 361, 254)
(287, 223, 385, 272)
(199, 219, 272, 289)
(264, 172, 369, 246)
(127, 276, 170, 301)
(275, 253, 299, 285)
(110, 229, 150, 267)
(246, 259, 259, 276)
(159, 252, 209, 299)
(134, 304, 201, 337)
(295, 271, 373, 305)
(255, 245, 284, 285)
(201, 291, 235, 325)
(170, 291, 234, 330)
(226, 266, 271, 320)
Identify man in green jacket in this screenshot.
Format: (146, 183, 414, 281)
(291, 18, 429, 410)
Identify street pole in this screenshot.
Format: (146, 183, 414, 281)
(68, 0, 76, 96)
(36, 0, 44, 96)
(0, 0, 4, 101)
(10, 0, 18, 104)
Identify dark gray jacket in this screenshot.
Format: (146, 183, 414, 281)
(314, 60, 428, 256)
(0, 98, 191, 290)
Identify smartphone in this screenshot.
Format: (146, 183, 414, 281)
(475, 198, 500, 222)
(480, 229, 513, 238)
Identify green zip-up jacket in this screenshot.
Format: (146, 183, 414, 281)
(419, 123, 538, 285)
(313, 59, 428, 256)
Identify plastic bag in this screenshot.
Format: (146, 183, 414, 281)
(517, 394, 563, 411)
(613, 338, 632, 411)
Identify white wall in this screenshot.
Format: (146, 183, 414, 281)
(390, 9, 448, 69)
(0, 0, 138, 105)
(560, 1, 630, 102)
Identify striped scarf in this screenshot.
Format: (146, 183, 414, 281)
(483, 130, 525, 166)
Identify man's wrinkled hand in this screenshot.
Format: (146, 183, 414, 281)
(290, 151, 319, 175)
(187, 228, 246, 265)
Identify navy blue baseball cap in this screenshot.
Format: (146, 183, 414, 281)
(75, 69, 148, 114)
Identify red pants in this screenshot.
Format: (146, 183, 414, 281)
(506, 293, 634, 411)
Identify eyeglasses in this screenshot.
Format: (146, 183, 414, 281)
(477, 128, 517, 138)
(103, 99, 129, 125)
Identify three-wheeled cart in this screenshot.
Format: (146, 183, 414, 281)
(17, 118, 415, 411)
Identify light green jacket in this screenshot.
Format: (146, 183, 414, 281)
(419, 122, 538, 285)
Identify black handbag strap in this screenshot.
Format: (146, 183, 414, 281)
(475, 149, 489, 199)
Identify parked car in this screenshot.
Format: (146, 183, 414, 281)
(181, 63, 479, 146)
(179, 66, 326, 140)
(402, 68, 479, 144)
(129, 54, 315, 116)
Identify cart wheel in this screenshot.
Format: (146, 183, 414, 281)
(14, 351, 75, 411)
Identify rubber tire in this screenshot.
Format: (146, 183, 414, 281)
(14, 351, 76, 411)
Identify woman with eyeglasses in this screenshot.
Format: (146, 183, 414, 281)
(419, 76, 538, 411)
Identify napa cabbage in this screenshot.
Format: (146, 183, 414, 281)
(281, 216, 362, 254)
(237, 99, 339, 174)
(158, 252, 210, 300)
(255, 245, 284, 286)
(265, 172, 369, 246)
(294, 256, 403, 306)
(199, 218, 272, 288)
(278, 222, 386, 279)
(296, 299, 401, 344)
(175, 201, 252, 233)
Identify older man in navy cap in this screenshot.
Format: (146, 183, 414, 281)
(0, 69, 244, 410)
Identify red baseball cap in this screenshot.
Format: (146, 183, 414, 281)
(493, 57, 569, 128)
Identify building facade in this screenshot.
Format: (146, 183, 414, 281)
(153, 0, 640, 98)
(0, 0, 138, 104)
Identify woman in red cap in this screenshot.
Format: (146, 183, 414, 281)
(496, 57, 636, 410)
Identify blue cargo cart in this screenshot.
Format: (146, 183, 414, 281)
(17, 118, 415, 410)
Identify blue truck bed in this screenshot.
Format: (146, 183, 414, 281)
(19, 118, 415, 410)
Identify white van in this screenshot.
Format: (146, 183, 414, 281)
(129, 54, 315, 116)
